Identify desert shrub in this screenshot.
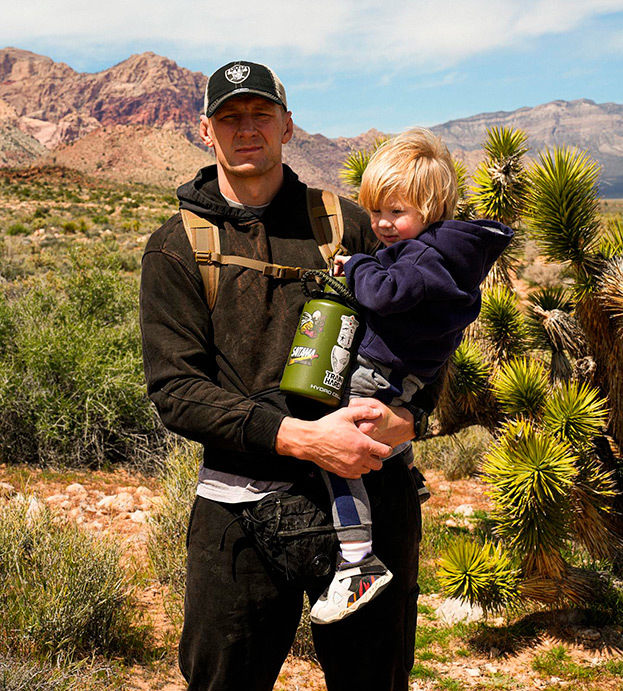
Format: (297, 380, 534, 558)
(0, 496, 144, 660)
(521, 260, 567, 288)
(412, 426, 493, 480)
(32, 206, 50, 219)
(0, 657, 121, 691)
(148, 441, 201, 624)
(6, 223, 29, 236)
(0, 246, 167, 468)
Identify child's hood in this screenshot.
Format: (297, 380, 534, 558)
(417, 218, 513, 290)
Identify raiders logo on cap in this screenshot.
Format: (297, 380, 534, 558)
(225, 64, 250, 84)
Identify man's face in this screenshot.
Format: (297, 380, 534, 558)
(200, 96, 293, 179)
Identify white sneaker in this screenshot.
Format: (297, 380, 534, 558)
(310, 553, 393, 625)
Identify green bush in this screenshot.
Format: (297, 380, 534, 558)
(0, 496, 144, 660)
(0, 246, 167, 468)
(6, 223, 29, 236)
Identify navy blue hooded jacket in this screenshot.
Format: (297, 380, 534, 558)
(344, 218, 514, 385)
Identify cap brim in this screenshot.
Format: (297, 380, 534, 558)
(206, 89, 285, 117)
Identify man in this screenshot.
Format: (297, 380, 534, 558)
(140, 60, 435, 690)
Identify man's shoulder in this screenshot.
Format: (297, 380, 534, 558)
(143, 212, 198, 276)
(145, 212, 184, 253)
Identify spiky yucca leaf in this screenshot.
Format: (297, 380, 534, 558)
(479, 285, 527, 361)
(482, 126, 530, 162)
(453, 159, 476, 221)
(520, 567, 601, 605)
(525, 147, 601, 267)
(339, 138, 387, 192)
(598, 218, 623, 260)
(542, 381, 608, 446)
(528, 286, 574, 313)
(597, 256, 623, 337)
(471, 127, 529, 226)
(483, 419, 577, 576)
(492, 357, 549, 419)
(448, 340, 491, 410)
(571, 462, 620, 561)
(454, 158, 470, 198)
(437, 539, 520, 613)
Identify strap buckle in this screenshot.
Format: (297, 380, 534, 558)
(195, 250, 214, 265)
(264, 265, 302, 279)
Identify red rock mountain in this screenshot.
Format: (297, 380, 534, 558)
(1, 47, 622, 196)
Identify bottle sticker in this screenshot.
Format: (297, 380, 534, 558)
(330, 345, 350, 375)
(299, 310, 326, 339)
(337, 315, 359, 348)
(323, 370, 344, 390)
(288, 346, 319, 366)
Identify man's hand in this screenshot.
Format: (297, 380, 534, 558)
(333, 254, 351, 277)
(275, 401, 392, 479)
(350, 398, 415, 448)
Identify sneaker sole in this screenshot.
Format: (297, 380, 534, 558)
(310, 570, 393, 625)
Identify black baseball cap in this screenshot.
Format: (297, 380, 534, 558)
(204, 61, 288, 117)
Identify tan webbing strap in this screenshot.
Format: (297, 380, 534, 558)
(181, 209, 221, 311)
(181, 208, 310, 308)
(307, 188, 345, 268)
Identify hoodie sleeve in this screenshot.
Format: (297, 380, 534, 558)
(140, 247, 285, 455)
(344, 244, 428, 316)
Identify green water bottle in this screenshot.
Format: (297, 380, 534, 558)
(280, 271, 361, 407)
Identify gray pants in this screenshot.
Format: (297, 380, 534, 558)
(321, 356, 422, 543)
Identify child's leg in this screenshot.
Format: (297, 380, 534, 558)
(320, 469, 372, 556)
(311, 470, 392, 625)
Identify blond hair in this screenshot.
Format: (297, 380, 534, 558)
(359, 128, 458, 226)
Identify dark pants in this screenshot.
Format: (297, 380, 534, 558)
(179, 456, 421, 691)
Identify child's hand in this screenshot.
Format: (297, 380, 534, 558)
(333, 254, 351, 277)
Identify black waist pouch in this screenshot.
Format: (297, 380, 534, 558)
(240, 490, 339, 587)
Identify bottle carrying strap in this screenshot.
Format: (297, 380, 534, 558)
(300, 269, 360, 312)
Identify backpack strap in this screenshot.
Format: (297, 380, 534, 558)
(181, 209, 221, 311)
(306, 188, 345, 269)
(180, 189, 345, 309)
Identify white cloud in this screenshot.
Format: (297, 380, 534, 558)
(2, 0, 623, 72)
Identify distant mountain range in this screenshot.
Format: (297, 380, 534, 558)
(1, 47, 622, 196)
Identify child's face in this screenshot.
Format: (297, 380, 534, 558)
(369, 196, 426, 246)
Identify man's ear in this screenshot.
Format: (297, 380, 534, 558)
(282, 111, 294, 145)
(199, 115, 215, 148)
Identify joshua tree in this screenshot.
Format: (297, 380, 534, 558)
(525, 148, 623, 448)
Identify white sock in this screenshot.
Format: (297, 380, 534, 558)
(341, 540, 373, 564)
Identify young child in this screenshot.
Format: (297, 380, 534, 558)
(310, 128, 513, 624)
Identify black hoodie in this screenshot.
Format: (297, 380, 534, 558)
(140, 164, 384, 481)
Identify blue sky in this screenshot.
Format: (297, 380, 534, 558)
(2, 0, 622, 137)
